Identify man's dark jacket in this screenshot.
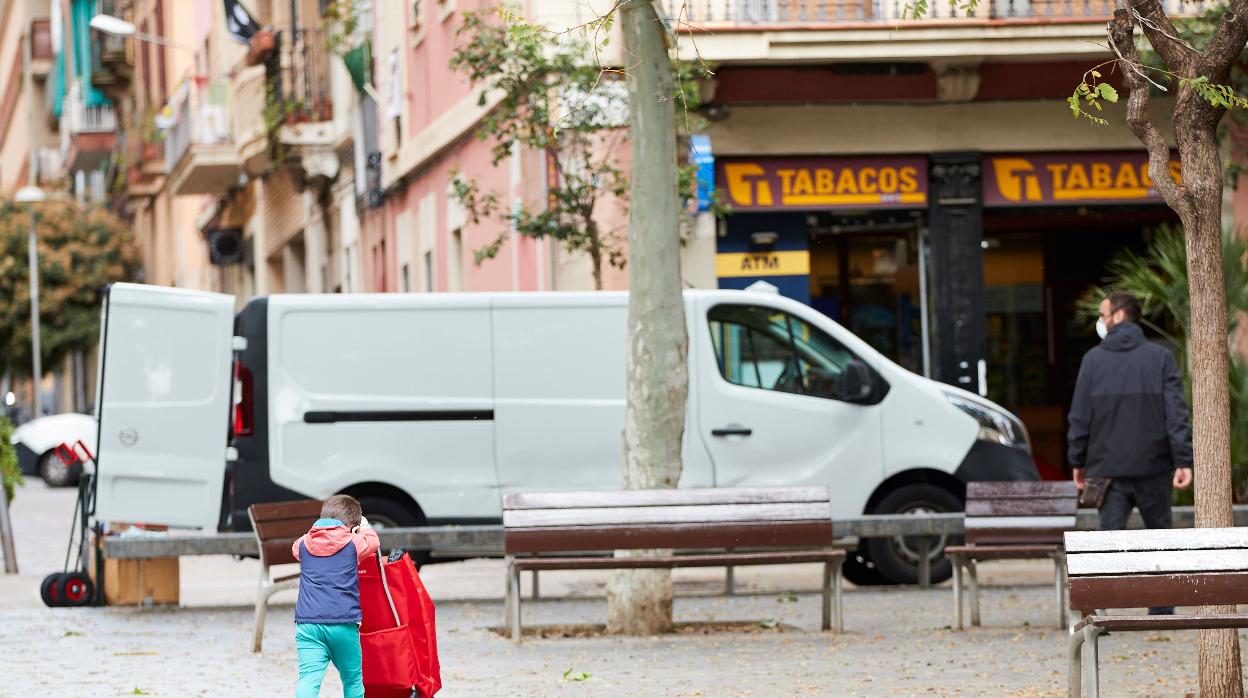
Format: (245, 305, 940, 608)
(1067, 321, 1193, 477)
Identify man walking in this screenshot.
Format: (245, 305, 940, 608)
(1068, 291, 1193, 615)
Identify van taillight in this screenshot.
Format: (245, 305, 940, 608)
(233, 360, 254, 437)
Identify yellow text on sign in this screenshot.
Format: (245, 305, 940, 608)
(716, 251, 811, 278)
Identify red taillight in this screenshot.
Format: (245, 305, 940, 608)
(233, 359, 254, 437)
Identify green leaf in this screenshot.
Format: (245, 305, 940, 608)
(131, 689, 149, 696)
(1097, 83, 1119, 103)
(759, 619, 780, 629)
(562, 669, 591, 682)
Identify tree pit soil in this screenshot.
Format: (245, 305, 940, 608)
(491, 620, 802, 639)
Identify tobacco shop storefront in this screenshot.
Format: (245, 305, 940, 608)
(715, 151, 1178, 476)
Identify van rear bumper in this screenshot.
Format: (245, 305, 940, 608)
(954, 440, 1040, 482)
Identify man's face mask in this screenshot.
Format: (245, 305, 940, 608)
(1096, 318, 1108, 339)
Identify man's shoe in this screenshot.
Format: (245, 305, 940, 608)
(1148, 606, 1175, 616)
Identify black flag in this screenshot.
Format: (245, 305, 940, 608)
(224, 0, 259, 44)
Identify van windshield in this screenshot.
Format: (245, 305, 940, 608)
(708, 304, 862, 400)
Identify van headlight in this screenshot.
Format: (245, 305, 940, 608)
(943, 393, 1030, 452)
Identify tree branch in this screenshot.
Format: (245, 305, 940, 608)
(1126, 0, 1193, 71)
(1197, 0, 1248, 78)
(1109, 9, 1193, 218)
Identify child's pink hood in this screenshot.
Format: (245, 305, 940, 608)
(292, 519, 380, 561)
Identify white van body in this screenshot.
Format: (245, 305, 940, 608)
(93, 283, 1036, 583)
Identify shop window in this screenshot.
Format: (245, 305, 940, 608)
(708, 304, 862, 401)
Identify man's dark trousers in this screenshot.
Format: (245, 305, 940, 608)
(1097, 474, 1175, 614)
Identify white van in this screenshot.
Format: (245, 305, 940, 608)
(92, 283, 1036, 584)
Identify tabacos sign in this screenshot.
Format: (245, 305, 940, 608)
(718, 156, 928, 211)
(984, 152, 1181, 206)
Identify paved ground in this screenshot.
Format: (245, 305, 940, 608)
(2, 480, 1244, 696)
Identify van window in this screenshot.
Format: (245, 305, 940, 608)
(708, 304, 859, 401)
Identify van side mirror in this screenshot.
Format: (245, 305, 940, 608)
(839, 360, 874, 403)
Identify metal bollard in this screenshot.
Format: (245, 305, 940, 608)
(917, 536, 931, 589)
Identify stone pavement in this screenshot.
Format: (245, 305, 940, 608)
(2, 481, 1243, 696)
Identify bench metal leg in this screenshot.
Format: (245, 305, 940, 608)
(531, 570, 540, 600)
(967, 560, 981, 627)
(1055, 550, 1069, 630)
(917, 536, 931, 589)
(1082, 625, 1101, 698)
(951, 554, 964, 631)
(509, 562, 523, 643)
(821, 561, 832, 631)
(1068, 624, 1085, 698)
(253, 577, 298, 653)
(833, 558, 844, 633)
(725, 565, 735, 595)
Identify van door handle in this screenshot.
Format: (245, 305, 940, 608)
(711, 426, 752, 437)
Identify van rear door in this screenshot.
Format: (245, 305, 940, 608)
(94, 283, 236, 529)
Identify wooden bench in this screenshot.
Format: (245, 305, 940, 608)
(501, 486, 845, 642)
(944, 481, 1078, 630)
(249, 499, 322, 653)
(1066, 527, 1248, 698)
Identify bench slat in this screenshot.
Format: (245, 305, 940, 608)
(965, 515, 1076, 530)
(1067, 549, 1248, 576)
(254, 518, 317, 540)
(503, 502, 831, 529)
(512, 549, 845, 571)
(965, 498, 1077, 517)
(945, 544, 1058, 559)
(1069, 571, 1248, 611)
(502, 486, 831, 511)
(1065, 527, 1248, 553)
(504, 520, 833, 554)
(966, 481, 1078, 499)
(1075, 613, 1248, 632)
(260, 539, 299, 567)
(250, 499, 323, 523)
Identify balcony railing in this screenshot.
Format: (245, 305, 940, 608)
(275, 28, 333, 123)
(663, 0, 1209, 24)
(64, 82, 117, 134)
(165, 79, 233, 170)
(30, 20, 53, 61)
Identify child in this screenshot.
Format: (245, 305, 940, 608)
(291, 494, 381, 698)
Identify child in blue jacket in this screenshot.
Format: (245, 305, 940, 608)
(291, 494, 381, 698)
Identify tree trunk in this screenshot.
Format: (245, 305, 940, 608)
(606, 0, 688, 636)
(1178, 127, 1244, 698)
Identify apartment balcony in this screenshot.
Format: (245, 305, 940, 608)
(166, 79, 241, 196)
(665, 0, 1211, 61)
(61, 82, 117, 172)
(233, 65, 270, 176)
(91, 1, 132, 92)
(273, 28, 338, 179)
(29, 20, 53, 79)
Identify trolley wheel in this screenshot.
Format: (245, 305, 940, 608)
(58, 572, 94, 607)
(40, 573, 66, 607)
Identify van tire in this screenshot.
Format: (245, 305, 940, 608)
(40, 451, 81, 488)
(841, 550, 889, 586)
(865, 483, 962, 585)
(356, 495, 429, 568)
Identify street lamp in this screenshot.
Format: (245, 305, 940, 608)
(15, 185, 45, 421)
(89, 14, 196, 53)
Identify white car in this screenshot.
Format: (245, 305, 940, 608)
(10, 412, 97, 487)
(91, 283, 1037, 584)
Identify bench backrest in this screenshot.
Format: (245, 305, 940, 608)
(249, 499, 323, 568)
(963, 481, 1078, 545)
(1065, 527, 1248, 614)
(501, 486, 833, 555)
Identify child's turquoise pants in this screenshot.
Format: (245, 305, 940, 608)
(295, 623, 364, 698)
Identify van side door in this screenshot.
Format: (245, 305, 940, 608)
(695, 300, 886, 515)
(94, 283, 236, 529)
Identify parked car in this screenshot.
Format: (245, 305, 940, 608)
(10, 412, 96, 487)
(91, 283, 1037, 584)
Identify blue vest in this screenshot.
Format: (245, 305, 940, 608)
(295, 540, 361, 624)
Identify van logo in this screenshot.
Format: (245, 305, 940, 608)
(118, 427, 139, 447)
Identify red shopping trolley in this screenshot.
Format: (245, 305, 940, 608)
(358, 550, 441, 698)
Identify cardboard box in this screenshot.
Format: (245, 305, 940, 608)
(90, 552, 180, 606)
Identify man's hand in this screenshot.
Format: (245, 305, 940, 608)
(1073, 467, 1086, 491)
(1173, 467, 1193, 490)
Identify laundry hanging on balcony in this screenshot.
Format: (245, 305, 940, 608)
(70, 0, 110, 108)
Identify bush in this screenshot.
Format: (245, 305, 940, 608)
(0, 416, 20, 503)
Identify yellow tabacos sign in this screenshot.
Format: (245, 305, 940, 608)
(984, 153, 1181, 206)
(718, 156, 928, 210)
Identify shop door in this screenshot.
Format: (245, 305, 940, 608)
(809, 229, 925, 375)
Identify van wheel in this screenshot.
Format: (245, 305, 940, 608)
(356, 496, 429, 568)
(841, 550, 889, 586)
(40, 451, 81, 488)
(865, 483, 962, 585)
